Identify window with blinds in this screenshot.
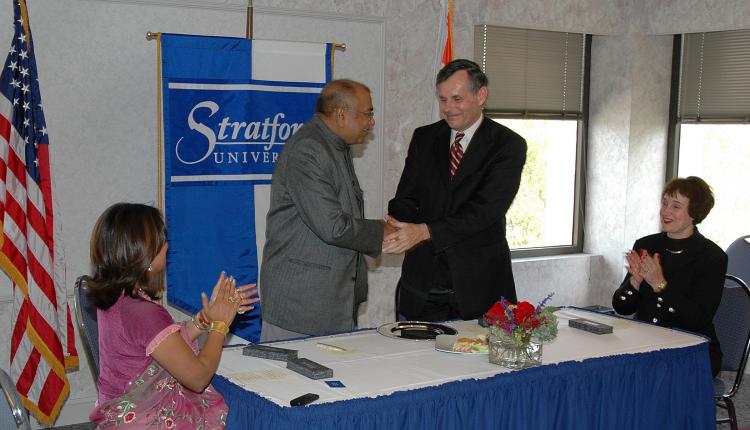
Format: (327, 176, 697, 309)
(474, 25, 586, 119)
(679, 29, 750, 123)
(667, 29, 750, 249)
(472, 25, 589, 256)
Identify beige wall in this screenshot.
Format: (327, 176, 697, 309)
(1, 0, 749, 426)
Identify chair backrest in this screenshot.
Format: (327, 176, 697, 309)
(713, 274, 750, 397)
(0, 368, 31, 430)
(726, 235, 750, 289)
(73, 275, 100, 383)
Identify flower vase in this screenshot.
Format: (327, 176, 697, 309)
(488, 330, 543, 369)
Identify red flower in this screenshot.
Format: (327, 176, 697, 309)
(486, 302, 506, 320)
(484, 302, 510, 328)
(514, 301, 535, 324)
(123, 412, 136, 423)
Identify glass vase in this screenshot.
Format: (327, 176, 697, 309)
(488, 330, 542, 369)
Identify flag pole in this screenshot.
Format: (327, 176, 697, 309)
(147, 32, 345, 50)
(246, 0, 253, 39)
(432, 0, 454, 121)
(155, 32, 164, 211)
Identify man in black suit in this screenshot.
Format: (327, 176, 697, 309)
(384, 59, 527, 322)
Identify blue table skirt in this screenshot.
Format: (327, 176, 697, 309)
(213, 343, 715, 430)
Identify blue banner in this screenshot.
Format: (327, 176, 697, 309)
(160, 34, 332, 341)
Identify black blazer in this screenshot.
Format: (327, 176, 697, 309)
(612, 231, 727, 376)
(389, 117, 527, 319)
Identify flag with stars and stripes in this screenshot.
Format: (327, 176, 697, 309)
(0, 0, 77, 425)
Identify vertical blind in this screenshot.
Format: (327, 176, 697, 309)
(474, 25, 585, 118)
(679, 29, 750, 122)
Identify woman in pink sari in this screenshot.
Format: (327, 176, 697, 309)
(87, 203, 258, 429)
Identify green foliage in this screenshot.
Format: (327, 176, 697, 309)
(534, 307, 559, 342)
(506, 128, 547, 248)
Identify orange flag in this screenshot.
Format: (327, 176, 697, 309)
(441, 0, 454, 67)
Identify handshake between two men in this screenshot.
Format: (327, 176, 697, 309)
(381, 215, 429, 254)
(261, 59, 525, 337)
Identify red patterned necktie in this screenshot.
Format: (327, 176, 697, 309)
(450, 132, 465, 177)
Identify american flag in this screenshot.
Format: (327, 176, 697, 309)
(0, 0, 77, 425)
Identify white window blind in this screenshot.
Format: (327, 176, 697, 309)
(474, 25, 585, 118)
(679, 29, 750, 122)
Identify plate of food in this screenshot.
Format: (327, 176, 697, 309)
(435, 334, 489, 355)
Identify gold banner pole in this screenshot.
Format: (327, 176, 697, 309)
(147, 33, 345, 52)
(246, 0, 253, 39)
(151, 32, 163, 211)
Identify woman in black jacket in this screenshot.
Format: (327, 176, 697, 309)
(612, 176, 727, 376)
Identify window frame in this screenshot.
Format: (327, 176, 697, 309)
(666, 35, 682, 181)
(667, 31, 750, 179)
(483, 34, 591, 258)
(666, 32, 750, 251)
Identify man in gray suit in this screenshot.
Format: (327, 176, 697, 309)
(259, 79, 392, 341)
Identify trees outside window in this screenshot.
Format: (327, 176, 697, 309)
(493, 118, 579, 251)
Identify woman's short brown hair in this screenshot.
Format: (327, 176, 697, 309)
(662, 176, 715, 225)
(87, 203, 167, 309)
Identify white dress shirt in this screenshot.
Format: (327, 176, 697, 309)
(449, 115, 483, 153)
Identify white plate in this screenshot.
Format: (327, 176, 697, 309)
(435, 334, 489, 355)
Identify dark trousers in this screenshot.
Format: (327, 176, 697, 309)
(419, 290, 460, 321)
(398, 253, 461, 322)
(398, 290, 461, 322)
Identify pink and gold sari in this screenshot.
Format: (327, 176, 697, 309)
(90, 359, 227, 429)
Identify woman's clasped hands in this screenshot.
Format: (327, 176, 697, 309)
(201, 272, 259, 329)
(626, 249, 665, 291)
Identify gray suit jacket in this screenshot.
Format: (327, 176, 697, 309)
(259, 116, 383, 335)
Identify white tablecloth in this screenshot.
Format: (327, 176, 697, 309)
(217, 309, 705, 407)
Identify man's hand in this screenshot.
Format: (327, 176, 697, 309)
(382, 215, 430, 254)
(383, 219, 398, 238)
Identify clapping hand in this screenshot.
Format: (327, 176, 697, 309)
(625, 249, 645, 289)
(638, 251, 664, 289)
(202, 272, 259, 326)
(626, 249, 665, 291)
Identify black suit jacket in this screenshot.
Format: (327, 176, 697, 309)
(389, 117, 527, 319)
(612, 231, 727, 376)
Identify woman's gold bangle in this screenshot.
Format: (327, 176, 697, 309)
(653, 280, 668, 294)
(209, 320, 230, 337)
(192, 313, 210, 331)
